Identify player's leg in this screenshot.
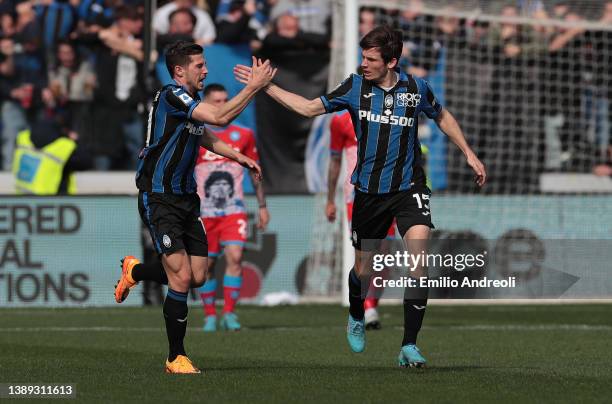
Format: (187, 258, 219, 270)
(163, 193, 207, 374)
(161, 250, 200, 373)
(214, 213, 248, 331)
(115, 192, 169, 303)
(198, 255, 218, 332)
(347, 191, 393, 353)
(220, 244, 244, 331)
(394, 186, 434, 368)
(364, 224, 395, 330)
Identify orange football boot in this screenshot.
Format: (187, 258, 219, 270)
(165, 355, 201, 374)
(114, 256, 140, 303)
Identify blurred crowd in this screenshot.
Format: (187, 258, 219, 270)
(361, 0, 612, 191)
(1, 0, 612, 192)
(0, 0, 331, 174)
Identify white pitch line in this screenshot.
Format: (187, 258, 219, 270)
(0, 324, 610, 333)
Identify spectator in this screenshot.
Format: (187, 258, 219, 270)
(157, 7, 196, 50)
(486, 5, 548, 191)
(216, 0, 262, 50)
(358, 7, 376, 38)
(546, 9, 590, 170)
(31, 0, 78, 64)
(444, 18, 493, 191)
(12, 117, 91, 195)
(0, 33, 46, 170)
(76, 5, 145, 170)
(254, 12, 329, 192)
(588, 1, 612, 160)
(153, 0, 216, 45)
(259, 13, 329, 71)
(397, 0, 438, 78)
(0, 12, 16, 38)
(75, 0, 115, 32)
(46, 39, 96, 137)
(551, 1, 570, 19)
(155, 7, 196, 85)
(216, 0, 270, 30)
(270, 0, 331, 36)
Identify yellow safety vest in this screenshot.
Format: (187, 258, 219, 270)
(12, 130, 77, 195)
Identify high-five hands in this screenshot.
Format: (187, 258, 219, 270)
(240, 57, 276, 89)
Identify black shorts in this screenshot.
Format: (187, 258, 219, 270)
(138, 191, 208, 257)
(351, 185, 434, 250)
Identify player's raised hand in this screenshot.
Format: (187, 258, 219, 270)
(233, 64, 251, 85)
(467, 153, 486, 187)
(237, 153, 262, 181)
(234, 57, 277, 89)
(249, 57, 276, 89)
(325, 201, 337, 222)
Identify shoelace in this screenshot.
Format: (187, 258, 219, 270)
(349, 321, 364, 336)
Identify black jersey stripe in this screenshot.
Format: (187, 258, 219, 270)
(354, 79, 373, 189)
(162, 129, 190, 192)
(326, 77, 353, 103)
(175, 135, 197, 193)
(367, 92, 394, 193)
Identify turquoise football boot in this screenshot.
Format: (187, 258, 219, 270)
(202, 315, 216, 332)
(346, 314, 366, 353)
(220, 312, 241, 331)
(398, 344, 427, 368)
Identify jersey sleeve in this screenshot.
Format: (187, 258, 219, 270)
(329, 114, 345, 155)
(243, 130, 259, 161)
(320, 75, 354, 113)
(419, 80, 443, 120)
(164, 87, 201, 119)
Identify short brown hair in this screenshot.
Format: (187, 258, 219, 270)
(359, 24, 403, 64)
(165, 40, 203, 76)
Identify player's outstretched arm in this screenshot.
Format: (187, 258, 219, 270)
(233, 64, 325, 118)
(201, 128, 262, 180)
(192, 57, 277, 126)
(435, 108, 487, 187)
(326, 154, 341, 222)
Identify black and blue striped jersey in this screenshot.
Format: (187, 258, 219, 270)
(320, 71, 442, 194)
(136, 82, 206, 195)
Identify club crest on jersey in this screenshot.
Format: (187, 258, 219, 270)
(396, 92, 421, 107)
(163, 235, 172, 248)
(384, 94, 394, 109)
(230, 131, 241, 141)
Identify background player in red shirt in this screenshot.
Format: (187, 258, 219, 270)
(195, 84, 269, 331)
(325, 110, 396, 330)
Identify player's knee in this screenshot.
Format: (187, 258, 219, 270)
(174, 270, 192, 290)
(354, 259, 371, 277)
(192, 271, 206, 288)
(226, 262, 242, 276)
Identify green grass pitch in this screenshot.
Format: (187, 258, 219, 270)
(0, 304, 611, 403)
